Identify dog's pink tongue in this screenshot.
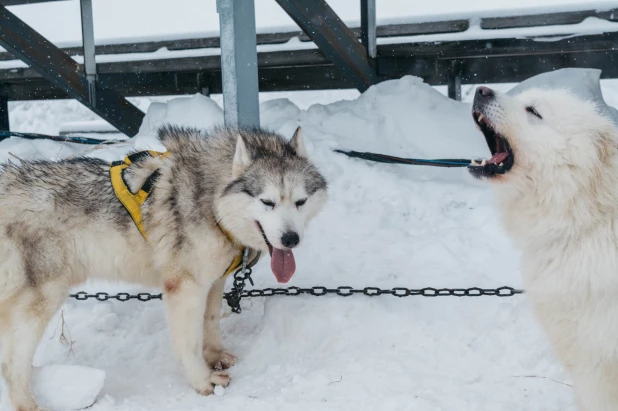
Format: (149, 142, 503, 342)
(270, 247, 296, 283)
(488, 152, 509, 164)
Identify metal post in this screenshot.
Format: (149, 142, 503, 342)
(447, 75, 462, 101)
(0, 95, 9, 132)
(216, 0, 260, 128)
(448, 61, 462, 101)
(80, 0, 96, 107)
(360, 0, 376, 59)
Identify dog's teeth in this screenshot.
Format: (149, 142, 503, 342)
(499, 162, 504, 167)
(481, 159, 487, 166)
(470, 159, 478, 165)
(478, 114, 485, 122)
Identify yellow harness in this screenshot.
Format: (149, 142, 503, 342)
(109, 151, 260, 278)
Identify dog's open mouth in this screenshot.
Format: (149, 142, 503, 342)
(256, 221, 296, 284)
(469, 111, 514, 178)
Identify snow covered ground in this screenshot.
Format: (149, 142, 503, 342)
(3, 70, 615, 410)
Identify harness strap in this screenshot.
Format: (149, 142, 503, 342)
(109, 150, 261, 279)
(109, 151, 169, 240)
(216, 220, 261, 277)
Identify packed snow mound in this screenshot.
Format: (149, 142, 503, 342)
(304, 75, 488, 158)
(32, 365, 106, 410)
(135, 93, 224, 151)
(1, 365, 105, 411)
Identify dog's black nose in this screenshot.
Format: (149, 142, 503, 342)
(281, 232, 300, 248)
(476, 86, 494, 99)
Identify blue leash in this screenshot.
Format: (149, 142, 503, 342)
(0, 131, 472, 168)
(0, 131, 125, 145)
(334, 149, 470, 168)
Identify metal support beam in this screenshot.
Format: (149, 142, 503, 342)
(0, 0, 66, 5)
(360, 0, 377, 59)
(0, 5, 143, 136)
(447, 61, 462, 101)
(216, 0, 260, 128)
(80, 0, 96, 106)
(275, 0, 378, 92)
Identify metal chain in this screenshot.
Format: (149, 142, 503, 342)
(239, 285, 524, 298)
(70, 291, 162, 302)
(69, 267, 524, 312)
(224, 248, 253, 314)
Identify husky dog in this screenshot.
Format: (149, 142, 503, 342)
(0, 125, 327, 411)
(469, 86, 618, 410)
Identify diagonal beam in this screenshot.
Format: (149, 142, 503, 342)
(275, 0, 377, 92)
(0, 5, 144, 136)
(0, 0, 66, 4)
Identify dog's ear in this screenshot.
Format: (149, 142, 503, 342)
(233, 134, 252, 178)
(291, 126, 308, 158)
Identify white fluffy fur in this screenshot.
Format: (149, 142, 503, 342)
(477, 87, 618, 410)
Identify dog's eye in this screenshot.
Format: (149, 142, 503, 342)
(260, 199, 275, 209)
(526, 106, 542, 119)
(295, 198, 307, 208)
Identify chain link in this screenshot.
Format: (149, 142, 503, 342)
(69, 266, 524, 312)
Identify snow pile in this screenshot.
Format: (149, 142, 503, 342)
(135, 93, 224, 152)
(2, 70, 611, 410)
(0, 365, 105, 411)
(32, 365, 106, 410)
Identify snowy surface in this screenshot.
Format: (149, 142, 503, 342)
(0, 5, 617, 69)
(6, 0, 618, 48)
(59, 120, 119, 135)
(2, 70, 613, 410)
(0, 0, 614, 70)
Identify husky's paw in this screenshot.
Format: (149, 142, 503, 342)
(195, 371, 231, 396)
(204, 347, 237, 370)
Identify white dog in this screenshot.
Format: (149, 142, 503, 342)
(469, 86, 618, 411)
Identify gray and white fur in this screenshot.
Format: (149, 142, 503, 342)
(0, 125, 327, 411)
